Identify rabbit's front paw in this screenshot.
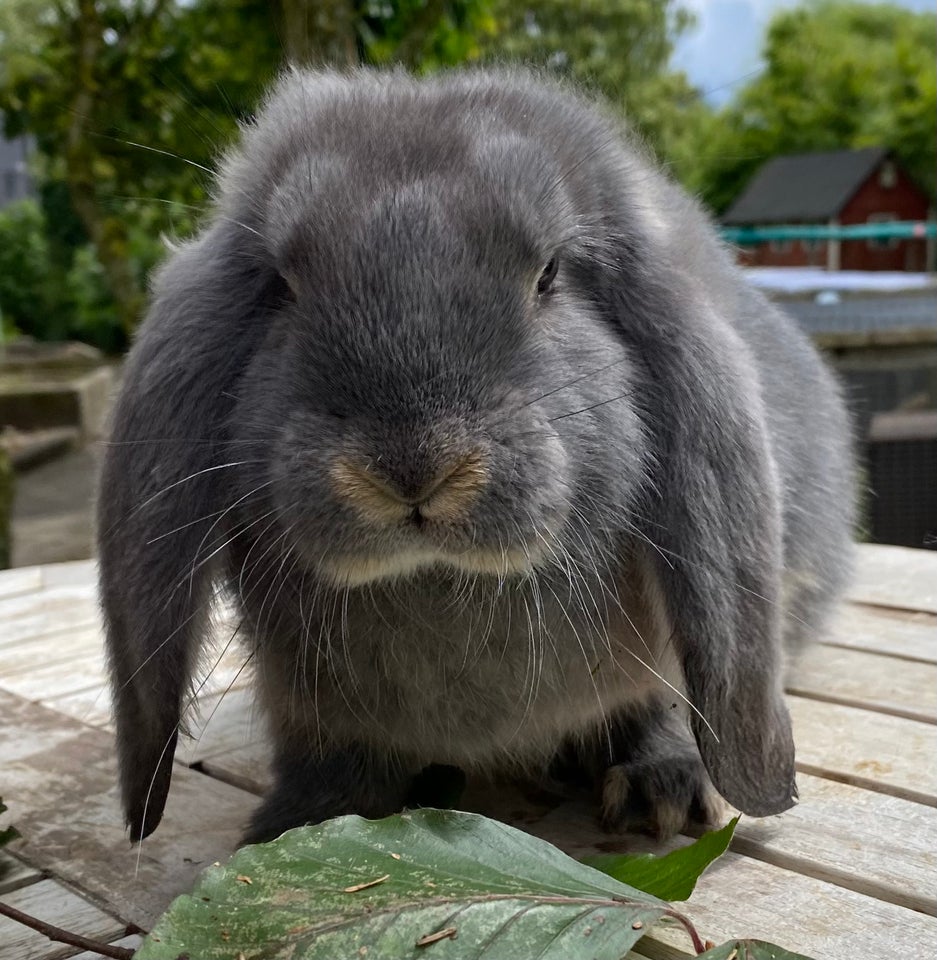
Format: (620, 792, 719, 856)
(600, 748, 725, 840)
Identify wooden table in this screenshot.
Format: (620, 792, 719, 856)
(1, 545, 935, 959)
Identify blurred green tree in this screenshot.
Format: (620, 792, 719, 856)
(0, 200, 52, 337)
(0, 0, 282, 336)
(690, 0, 937, 213)
(480, 1, 707, 188)
(278, 1, 496, 68)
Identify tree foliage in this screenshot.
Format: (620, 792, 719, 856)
(278, 1, 498, 69)
(0, 200, 50, 335)
(481, 0, 705, 169)
(0, 0, 934, 347)
(690, 0, 937, 213)
(0, 0, 283, 337)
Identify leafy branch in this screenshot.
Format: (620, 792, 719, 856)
(132, 809, 815, 960)
(0, 804, 813, 959)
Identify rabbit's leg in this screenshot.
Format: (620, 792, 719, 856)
(243, 742, 413, 845)
(599, 702, 725, 840)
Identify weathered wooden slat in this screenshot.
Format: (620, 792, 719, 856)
(197, 740, 271, 795)
(849, 544, 937, 614)
(732, 773, 937, 915)
(0, 878, 125, 960)
(634, 853, 937, 959)
(0, 853, 43, 895)
(33, 639, 253, 733)
(39, 560, 96, 589)
(528, 803, 937, 959)
(1, 690, 255, 929)
(0, 642, 249, 723)
(176, 685, 265, 767)
(0, 690, 90, 764)
(790, 696, 937, 805)
(824, 603, 937, 663)
(0, 626, 103, 678)
(0, 651, 106, 702)
(0, 566, 42, 601)
(37, 685, 112, 729)
(195, 695, 937, 810)
(0, 586, 99, 648)
(197, 755, 269, 796)
(788, 642, 937, 724)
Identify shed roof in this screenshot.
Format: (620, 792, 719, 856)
(721, 147, 889, 225)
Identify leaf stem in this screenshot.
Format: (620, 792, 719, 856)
(0, 900, 136, 960)
(663, 907, 708, 954)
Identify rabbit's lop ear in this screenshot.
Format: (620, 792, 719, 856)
(98, 225, 273, 840)
(603, 263, 796, 817)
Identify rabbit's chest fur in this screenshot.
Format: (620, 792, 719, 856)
(254, 559, 681, 767)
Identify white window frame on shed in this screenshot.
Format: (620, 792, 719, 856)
(878, 161, 897, 189)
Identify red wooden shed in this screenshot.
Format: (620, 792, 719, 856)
(721, 147, 933, 271)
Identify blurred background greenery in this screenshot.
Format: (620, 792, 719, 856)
(0, 0, 934, 354)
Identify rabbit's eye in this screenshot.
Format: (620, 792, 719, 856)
(537, 256, 558, 295)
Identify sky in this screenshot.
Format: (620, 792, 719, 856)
(672, 0, 936, 104)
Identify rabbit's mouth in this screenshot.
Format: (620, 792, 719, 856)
(315, 542, 543, 588)
(310, 444, 566, 586)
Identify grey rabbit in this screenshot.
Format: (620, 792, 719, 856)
(98, 68, 854, 846)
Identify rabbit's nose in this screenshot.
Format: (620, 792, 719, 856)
(330, 450, 489, 526)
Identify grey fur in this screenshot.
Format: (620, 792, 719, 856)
(98, 68, 854, 844)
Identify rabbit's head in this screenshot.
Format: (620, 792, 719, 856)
(220, 75, 649, 589)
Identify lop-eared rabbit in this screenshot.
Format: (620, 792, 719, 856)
(98, 69, 854, 845)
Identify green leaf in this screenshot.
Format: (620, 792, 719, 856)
(136, 809, 696, 960)
(581, 816, 739, 901)
(698, 941, 816, 960)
